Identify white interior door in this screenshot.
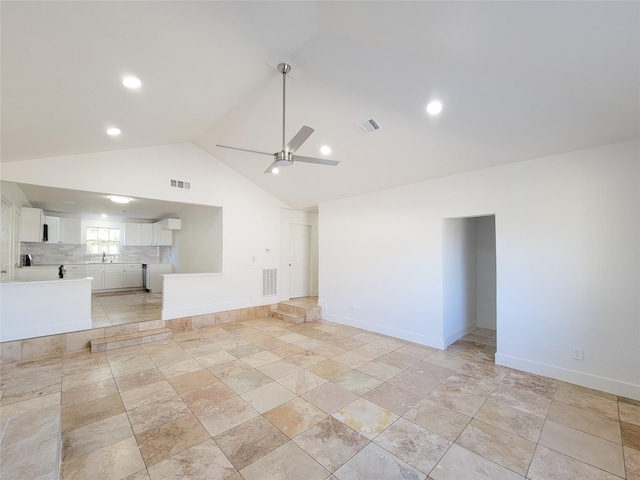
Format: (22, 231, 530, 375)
(1, 198, 14, 282)
(289, 223, 310, 298)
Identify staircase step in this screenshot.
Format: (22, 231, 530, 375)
(91, 327, 173, 353)
(269, 309, 306, 325)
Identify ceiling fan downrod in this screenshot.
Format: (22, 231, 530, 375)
(278, 63, 291, 152)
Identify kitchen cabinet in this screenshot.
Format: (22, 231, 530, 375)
(104, 264, 124, 289)
(123, 223, 155, 246)
(141, 224, 154, 246)
(64, 264, 86, 280)
(123, 223, 142, 246)
(44, 216, 81, 244)
(123, 263, 143, 288)
(44, 216, 60, 243)
(18, 266, 58, 281)
(61, 218, 82, 244)
(86, 265, 105, 291)
(153, 222, 173, 246)
(20, 207, 44, 242)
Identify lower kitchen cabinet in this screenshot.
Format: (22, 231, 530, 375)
(104, 264, 124, 289)
(123, 263, 143, 288)
(86, 265, 105, 291)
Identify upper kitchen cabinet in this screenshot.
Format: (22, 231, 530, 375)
(123, 223, 155, 246)
(44, 216, 82, 244)
(61, 218, 82, 244)
(124, 219, 180, 246)
(20, 207, 44, 242)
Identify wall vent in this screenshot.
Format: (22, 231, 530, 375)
(262, 268, 277, 296)
(170, 179, 191, 190)
(354, 117, 381, 135)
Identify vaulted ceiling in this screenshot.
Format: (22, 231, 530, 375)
(2, 1, 638, 209)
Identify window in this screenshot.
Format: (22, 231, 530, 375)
(86, 227, 121, 254)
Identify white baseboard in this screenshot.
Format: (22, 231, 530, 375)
(444, 323, 477, 348)
(496, 353, 640, 401)
(320, 311, 444, 350)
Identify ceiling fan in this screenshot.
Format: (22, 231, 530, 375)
(216, 63, 339, 174)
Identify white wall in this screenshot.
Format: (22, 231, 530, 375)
(172, 205, 223, 273)
(319, 140, 639, 399)
(1, 143, 287, 308)
(476, 215, 496, 330)
(443, 217, 478, 346)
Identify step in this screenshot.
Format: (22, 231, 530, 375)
(91, 327, 173, 353)
(268, 309, 306, 325)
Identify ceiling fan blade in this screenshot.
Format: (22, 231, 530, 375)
(216, 144, 273, 157)
(293, 155, 340, 166)
(264, 162, 278, 174)
(285, 126, 314, 154)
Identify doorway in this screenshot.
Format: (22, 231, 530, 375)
(442, 215, 496, 348)
(289, 223, 311, 298)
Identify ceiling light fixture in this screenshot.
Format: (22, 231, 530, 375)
(101, 213, 108, 218)
(122, 76, 142, 89)
(426, 101, 443, 115)
(106, 127, 121, 136)
(320, 146, 331, 155)
(108, 195, 131, 204)
(271, 167, 279, 174)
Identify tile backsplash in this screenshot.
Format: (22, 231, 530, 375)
(20, 242, 172, 265)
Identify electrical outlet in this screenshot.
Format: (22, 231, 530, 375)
(572, 348, 583, 360)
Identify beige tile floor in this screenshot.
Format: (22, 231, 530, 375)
(91, 290, 163, 328)
(1, 295, 639, 479)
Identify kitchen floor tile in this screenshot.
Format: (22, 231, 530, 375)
(333, 442, 426, 480)
(239, 441, 330, 480)
(538, 420, 625, 477)
(62, 411, 133, 461)
(146, 439, 236, 480)
(403, 398, 471, 442)
(301, 381, 360, 414)
(333, 397, 398, 440)
(136, 414, 210, 467)
(263, 397, 327, 438)
(527, 445, 621, 480)
(213, 416, 288, 470)
(61, 436, 145, 480)
(363, 381, 423, 415)
(431, 443, 521, 480)
(240, 380, 297, 413)
(197, 395, 259, 436)
(374, 417, 451, 474)
(61, 393, 125, 432)
(456, 419, 536, 475)
(293, 416, 369, 472)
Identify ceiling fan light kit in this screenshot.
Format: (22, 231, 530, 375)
(217, 62, 339, 174)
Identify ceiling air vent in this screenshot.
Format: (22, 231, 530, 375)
(170, 179, 191, 190)
(354, 117, 381, 135)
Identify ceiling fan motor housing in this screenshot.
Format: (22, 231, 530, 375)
(275, 151, 294, 166)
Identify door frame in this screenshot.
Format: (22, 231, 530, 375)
(280, 208, 319, 301)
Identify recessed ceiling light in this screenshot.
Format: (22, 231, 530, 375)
(106, 127, 121, 136)
(320, 146, 331, 155)
(101, 213, 108, 218)
(426, 101, 443, 115)
(122, 76, 142, 89)
(108, 195, 131, 204)
(272, 167, 279, 174)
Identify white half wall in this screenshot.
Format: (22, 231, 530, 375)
(319, 140, 640, 399)
(1, 143, 287, 311)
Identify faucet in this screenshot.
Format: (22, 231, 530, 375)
(102, 252, 106, 263)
